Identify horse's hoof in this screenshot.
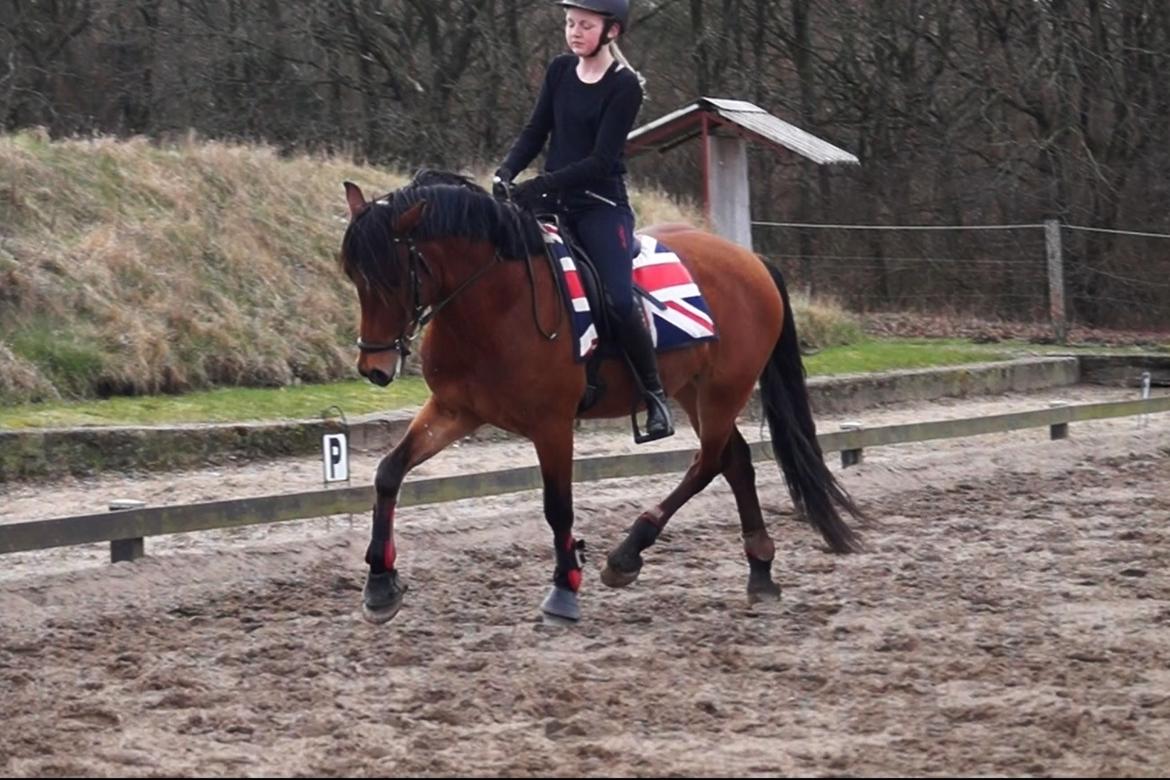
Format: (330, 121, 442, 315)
(362, 571, 407, 625)
(747, 576, 782, 606)
(746, 554, 781, 606)
(541, 612, 578, 628)
(600, 562, 641, 589)
(600, 546, 643, 588)
(362, 601, 402, 624)
(540, 585, 581, 622)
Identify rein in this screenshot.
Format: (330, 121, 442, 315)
(356, 203, 564, 357)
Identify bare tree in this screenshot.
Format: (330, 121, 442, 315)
(3, 0, 1169, 326)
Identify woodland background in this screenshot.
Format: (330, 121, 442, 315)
(3, 0, 1169, 332)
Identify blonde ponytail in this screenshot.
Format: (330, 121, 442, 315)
(610, 42, 646, 94)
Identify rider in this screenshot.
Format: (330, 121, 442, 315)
(493, 0, 673, 443)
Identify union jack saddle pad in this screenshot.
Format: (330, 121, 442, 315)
(540, 222, 718, 362)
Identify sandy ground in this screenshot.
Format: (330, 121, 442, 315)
(1, 386, 1169, 776)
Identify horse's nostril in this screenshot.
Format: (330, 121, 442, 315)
(368, 369, 392, 387)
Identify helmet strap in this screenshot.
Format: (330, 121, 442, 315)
(585, 19, 617, 58)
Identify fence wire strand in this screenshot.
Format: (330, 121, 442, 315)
(752, 220, 1169, 330)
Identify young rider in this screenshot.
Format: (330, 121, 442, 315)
(493, 0, 673, 442)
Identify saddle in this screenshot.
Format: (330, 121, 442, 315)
(536, 217, 616, 415)
(537, 217, 716, 432)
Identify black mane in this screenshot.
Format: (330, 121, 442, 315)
(408, 168, 485, 192)
(341, 170, 544, 291)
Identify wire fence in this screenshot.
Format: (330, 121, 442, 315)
(752, 220, 1170, 333)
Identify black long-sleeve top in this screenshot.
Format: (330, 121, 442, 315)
(502, 54, 643, 204)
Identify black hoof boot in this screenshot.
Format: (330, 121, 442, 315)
(362, 570, 407, 624)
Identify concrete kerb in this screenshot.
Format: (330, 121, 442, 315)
(0, 355, 1124, 483)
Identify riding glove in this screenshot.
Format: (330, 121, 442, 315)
(510, 176, 553, 211)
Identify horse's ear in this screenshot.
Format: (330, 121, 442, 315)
(393, 201, 427, 234)
(344, 181, 367, 219)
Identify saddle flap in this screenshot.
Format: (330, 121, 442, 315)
(539, 220, 717, 364)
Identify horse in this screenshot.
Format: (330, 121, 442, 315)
(339, 170, 864, 624)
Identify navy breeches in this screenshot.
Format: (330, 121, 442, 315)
(560, 203, 638, 321)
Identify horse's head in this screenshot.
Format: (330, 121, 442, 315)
(340, 181, 429, 387)
(339, 174, 545, 386)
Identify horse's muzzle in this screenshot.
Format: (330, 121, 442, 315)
(365, 367, 394, 387)
(358, 351, 402, 387)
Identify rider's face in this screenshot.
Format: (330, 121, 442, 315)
(565, 9, 615, 56)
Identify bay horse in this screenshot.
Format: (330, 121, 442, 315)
(340, 171, 863, 624)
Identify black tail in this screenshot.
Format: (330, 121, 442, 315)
(759, 263, 864, 554)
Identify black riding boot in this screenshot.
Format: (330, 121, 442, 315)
(616, 310, 674, 442)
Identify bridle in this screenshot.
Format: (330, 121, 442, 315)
(354, 198, 564, 360)
(355, 231, 501, 359)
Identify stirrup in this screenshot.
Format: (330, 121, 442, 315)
(631, 392, 674, 444)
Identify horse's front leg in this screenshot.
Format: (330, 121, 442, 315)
(531, 424, 585, 622)
(363, 398, 480, 624)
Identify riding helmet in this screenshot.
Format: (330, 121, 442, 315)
(555, 0, 629, 31)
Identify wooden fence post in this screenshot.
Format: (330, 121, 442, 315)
(109, 499, 146, 563)
(1045, 219, 1068, 345)
(840, 421, 864, 467)
(1049, 400, 1070, 440)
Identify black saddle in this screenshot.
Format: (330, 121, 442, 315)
(538, 216, 666, 420)
(541, 217, 618, 340)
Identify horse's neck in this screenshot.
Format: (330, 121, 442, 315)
(427, 242, 552, 332)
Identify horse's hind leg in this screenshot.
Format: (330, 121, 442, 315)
(362, 398, 480, 624)
(601, 386, 732, 588)
(721, 427, 782, 604)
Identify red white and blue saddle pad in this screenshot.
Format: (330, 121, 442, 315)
(540, 223, 718, 362)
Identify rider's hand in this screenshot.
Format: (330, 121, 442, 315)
(510, 176, 551, 211)
(492, 167, 514, 200)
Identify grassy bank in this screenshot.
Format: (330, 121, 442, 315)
(0, 131, 704, 405)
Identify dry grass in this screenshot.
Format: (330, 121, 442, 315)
(0, 134, 700, 404)
(630, 182, 706, 229)
(787, 292, 864, 350)
(0, 131, 389, 402)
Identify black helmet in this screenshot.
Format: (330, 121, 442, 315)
(556, 0, 629, 31)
